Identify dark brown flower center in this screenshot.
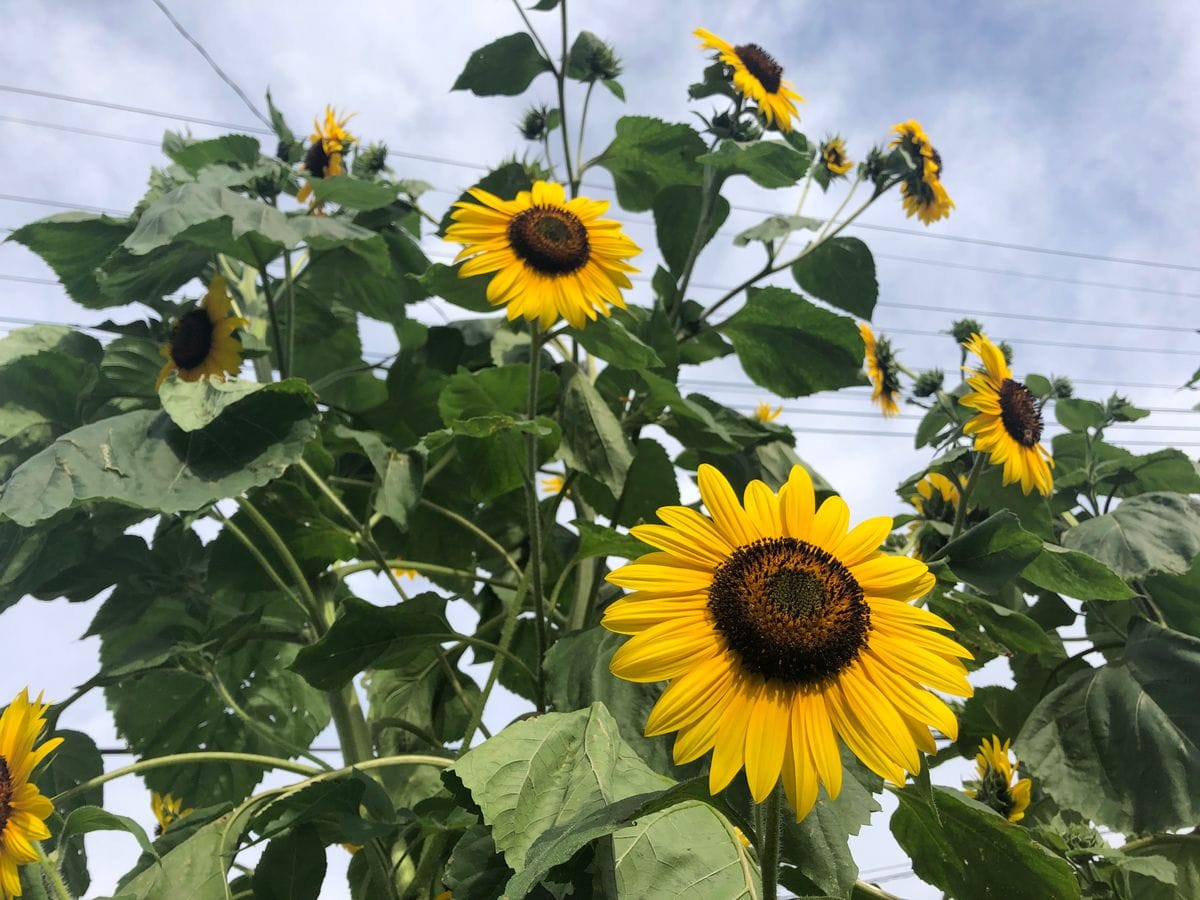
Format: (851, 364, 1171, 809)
(929, 146, 944, 178)
(508, 206, 590, 275)
(734, 43, 783, 94)
(999, 378, 1043, 447)
(170, 308, 215, 370)
(708, 537, 870, 685)
(0, 757, 12, 833)
(304, 140, 331, 179)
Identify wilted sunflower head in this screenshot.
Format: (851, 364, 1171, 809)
(694, 28, 804, 133)
(967, 735, 1031, 823)
(890, 120, 954, 224)
(858, 323, 903, 417)
(296, 105, 357, 203)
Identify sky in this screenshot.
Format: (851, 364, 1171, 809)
(1, 0, 1199, 896)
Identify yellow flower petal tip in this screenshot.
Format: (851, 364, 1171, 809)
(858, 323, 902, 418)
(970, 735, 1031, 823)
(890, 120, 954, 225)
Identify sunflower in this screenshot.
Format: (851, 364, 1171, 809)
(819, 137, 853, 177)
(858, 323, 902, 418)
(911, 472, 962, 518)
(296, 105, 357, 203)
(155, 276, 248, 390)
(150, 792, 192, 836)
(603, 464, 973, 820)
(960, 333, 1054, 496)
(445, 181, 641, 330)
(968, 736, 1031, 823)
(0, 690, 63, 899)
(890, 120, 954, 225)
(540, 475, 566, 494)
(754, 401, 782, 423)
(694, 28, 804, 133)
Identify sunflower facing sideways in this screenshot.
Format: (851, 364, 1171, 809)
(150, 791, 192, 837)
(960, 332, 1054, 496)
(296, 105, 356, 203)
(694, 28, 804, 133)
(968, 735, 1031, 823)
(156, 275, 248, 390)
(0, 690, 63, 899)
(890, 120, 954, 225)
(858, 322, 902, 418)
(445, 180, 641, 330)
(603, 464, 973, 821)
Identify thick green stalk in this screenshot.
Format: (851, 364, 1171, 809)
(35, 842, 72, 900)
(759, 784, 783, 900)
(237, 496, 320, 622)
(949, 452, 987, 542)
(523, 324, 549, 712)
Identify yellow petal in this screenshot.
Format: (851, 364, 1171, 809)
(698, 464, 760, 547)
(809, 496, 850, 552)
(780, 466, 815, 539)
(708, 683, 756, 794)
(743, 480, 782, 539)
(744, 683, 790, 802)
(609, 621, 718, 683)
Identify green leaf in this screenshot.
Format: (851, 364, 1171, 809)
(1114, 838, 1200, 900)
(309, 174, 401, 210)
(251, 823, 327, 900)
(717, 286, 867, 398)
(791, 237, 879, 318)
(890, 777, 1081, 900)
(38, 730, 106, 895)
(451, 32, 552, 96)
(1062, 492, 1200, 580)
(334, 427, 423, 529)
(930, 590, 1063, 657)
(291, 594, 451, 690)
(697, 139, 813, 188)
(595, 117, 706, 212)
(940, 511, 1043, 594)
(163, 133, 262, 174)
(368, 646, 482, 751)
(113, 816, 236, 900)
(446, 824, 513, 900)
(557, 362, 634, 496)
(0, 380, 318, 526)
(1022, 543, 1134, 600)
(81, 336, 164, 421)
(418, 261, 494, 313)
(572, 522, 648, 561)
(733, 214, 821, 247)
(1019, 618, 1200, 832)
(439, 364, 557, 424)
(611, 437, 680, 528)
(1145, 558, 1200, 637)
(58, 807, 158, 860)
(7, 213, 133, 308)
(159, 378, 267, 431)
(1055, 397, 1106, 432)
(652, 184, 731, 274)
(970, 465, 1054, 539)
(571, 315, 663, 369)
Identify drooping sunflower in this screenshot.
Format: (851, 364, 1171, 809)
(967, 735, 1031, 823)
(0, 689, 63, 899)
(858, 323, 902, 418)
(754, 401, 782, 423)
(890, 120, 954, 225)
(911, 472, 962, 518)
(150, 791, 192, 836)
(603, 464, 973, 820)
(960, 333, 1054, 496)
(694, 28, 804, 133)
(445, 180, 641, 330)
(155, 276, 248, 390)
(296, 105, 357, 203)
(819, 136, 853, 177)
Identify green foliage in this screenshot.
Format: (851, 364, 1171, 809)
(452, 33, 553, 96)
(791, 237, 879, 318)
(596, 116, 706, 211)
(1062, 492, 1200, 579)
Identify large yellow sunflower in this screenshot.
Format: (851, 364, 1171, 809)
(858, 323, 902, 418)
(445, 181, 641, 330)
(960, 333, 1054, 496)
(0, 690, 63, 899)
(968, 735, 1031, 823)
(890, 120, 954, 225)
(296, 105, 357, 203)
(156, 275, 247, 390)
(694, 28, 804, 133)
(603, 464, 973, 820)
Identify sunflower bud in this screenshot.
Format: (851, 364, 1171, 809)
(912, 368, 945, 398)
(998, 341, 1014, 365)
(861, 145, 890, 194)
(949, 318, 984, 345)
(569, 34, 623, 82)
(352, 142, 391, 179)
(518, 105, 557, 142)
(1051, 376, 1074, 400)
(1106, 392, 1149, 422)
(709, 109, 762, 142)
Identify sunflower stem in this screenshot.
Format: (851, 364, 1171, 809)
(949, 452, 987, 542)
(332, 558, 516, 591)
(575, 80, 596, 178)
(462, 561, 531, 748)
(419, 498, 524, 580)
(814, 175, 862, 242)
(237, 495, 322, 627)
(283, 249, 296, 381)
(253, 251, 286, 379)
(759, 783, 783, 900)
(35, 842, 73, 900)
(524, 322, 550, 713)
(557, 0, 578, 194)
(672, 161, 720, 329)
(212, 507, 313, 625)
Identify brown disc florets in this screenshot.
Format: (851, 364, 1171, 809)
(0, 758, 12, 832)
(170, 309, 215, 369)
(507, 206, 590, 275)
(999, 378, 1043, 447)
(734, 43, 783, 94)
(303, 140, 331, 179)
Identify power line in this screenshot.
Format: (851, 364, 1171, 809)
(0, 113, 160, 147)
(883, 326, 1195, 358)
(878, 301, 1191, 333)
(0, 192, 127, 216)
(3, 82, 1198, 275)
(149, 0, 271, 128)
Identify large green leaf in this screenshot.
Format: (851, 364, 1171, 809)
(1114, 838, 1200, 900)
(652, 183, 731, 275)
(890, 776, 1081, 900)
(791, 237, 879, 318)
(733, 214, 822, 248)
(163, 132, 262, 174)
(1022, 543, 1134, 601)
(941, 511, 1043, 594)
(595, 117, 706, 212)
(557, 362, 634, 496)
(1145, 559, 1200, 637)
(717, 286, 865, 397)
(0, 380, 317, 526)
(7, 213, 134, 308)
(113, 815, 237, 900)
(1019, 619, 1200, 832)
(930, 589, 1063, 658)
(251, 824, 327, 900)
(309, 175, 400, 210)
(446, 825, 514, 900)
(1062, 492, 1200, 580)
(451, 32, 552, 96)
(697, 139, 813, 188)
(571, 315, 663, 370)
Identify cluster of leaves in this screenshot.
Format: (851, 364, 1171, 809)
(2, 5, 1199, 899)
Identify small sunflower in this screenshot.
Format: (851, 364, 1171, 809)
(392, 568, 419, 580)
(819, 137, 853, 177)
(911, 472, 962, 518)
(858, 323, 902, 418)
(603, 464, 973, 820)
(445, 181, 641, 330)
(150, 792, 192, 836)
(540, 475, 566, 494)
(0, 689, 63, 899)
(960, 333, 1054, 496)
(754, 401, 782, 423)
(967, 735, 1031, 823)
(694, 28, 804, 133)
(297, 105, 357, 203)
(890, 120, 954, 225)
(156, 276, 247, 390)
